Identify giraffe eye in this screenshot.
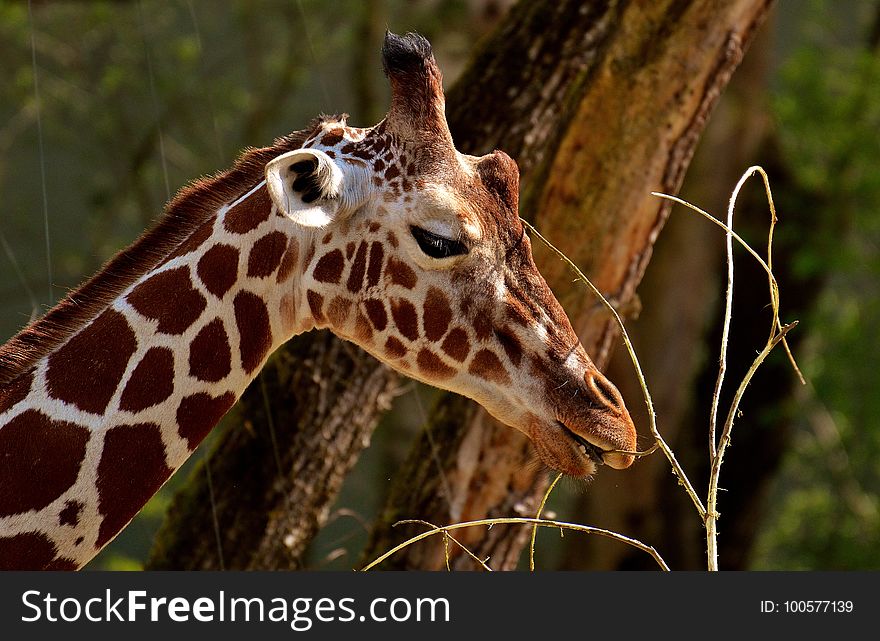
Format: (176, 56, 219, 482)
(410, 226, 468, 259)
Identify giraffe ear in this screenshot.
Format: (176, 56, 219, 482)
(265, 149, 369, 227)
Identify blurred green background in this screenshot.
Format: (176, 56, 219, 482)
(1, 0, 878, 570)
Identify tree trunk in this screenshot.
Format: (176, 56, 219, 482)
(149, 0, 773, 570)
(560, 17, 779, 571)
(362, 0, 774, 570)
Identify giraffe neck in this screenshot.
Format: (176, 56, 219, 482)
(0, 182, 318, 570)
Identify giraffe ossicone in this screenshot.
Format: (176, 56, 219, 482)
(0, 31, 637, 570)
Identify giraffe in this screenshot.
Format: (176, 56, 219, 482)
(0, 32, 637, 570)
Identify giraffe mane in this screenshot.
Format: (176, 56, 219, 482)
(0, 121, 333, 387)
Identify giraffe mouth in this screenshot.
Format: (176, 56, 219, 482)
(557, 421, 605, 468)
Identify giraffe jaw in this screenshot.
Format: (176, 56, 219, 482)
(558, 421, 636, 471)
(529, 416, 636, 478)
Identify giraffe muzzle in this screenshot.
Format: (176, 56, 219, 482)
(558, 422, 606, 467)
(538, 368, 638, 475)
(557, 419, 636, 471)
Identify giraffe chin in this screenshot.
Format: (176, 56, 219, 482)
(529, 418, 635, 478)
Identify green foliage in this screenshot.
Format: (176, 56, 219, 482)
(752, 0, 880, 570)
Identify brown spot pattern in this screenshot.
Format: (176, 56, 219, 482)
(469, 349, 510, 384)
(390, 298, 419, 341)
(276, 237, 299, 283)
(307, 290, 325, 324)
(119, 347, 175, 412)
(387, 231, 398, 248)
(505, 295, 532, 327)
(529, 355, 560, 397)
(167, 219, 214, 260)
(363, 299, 388, 331)
(346, 242, 368, 292)
(384, 336, 407, 359)
(0, 410, 89, 517)
(0, 532, 74, 571)
(234, 291, 273, 373)
(354, 314, 374, 343)
(302, 241, 316, 272)
(417, 348, 455, 379)
(247, 231, 288, 278)
(366, 242, 384, 288)
(128, 267, 207, 334)
(96, 422, 172, 547)
(59, 500, 84, 527)
(327, 296, 352, 327)
(386, 256, 417, 289)
(197, 244, 240, 299)
(313, 249, 345, 284)
(441, 328, 470, 362)
(223, 186, 271, 234)
(472, 312, 494, 341)
(423, 287, 452, 342)
(47, 309, 137, 415)
(176, 392, 236, 450)
(0, 370, 32, 414)
(189, 319, 232, 382)
(322, 128, 344, 146)
(495, 328, 524, 367)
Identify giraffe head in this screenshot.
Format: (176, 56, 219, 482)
(265, 32, 637, 477)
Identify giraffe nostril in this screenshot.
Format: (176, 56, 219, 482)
(587, 372, 622, 412)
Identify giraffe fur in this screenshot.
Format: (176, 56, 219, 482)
(0, 32, 637, 570)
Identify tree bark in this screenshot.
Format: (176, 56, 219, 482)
(148, 0, 773, 570)
(559, 20, 778, 570)
(362, 0, 774, 570)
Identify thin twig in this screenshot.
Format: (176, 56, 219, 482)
(521, 219, 707, 520)
(656, 166, 804, 570)
(705, 321, 797, 570)
(529, 473, 563, 571)
(652, 184, 804, 384)
(390, 519, 493, 571)
(751, 167, 805, 385)
(361, 517, 669, 572)
(610, 443, 661, 458)
(707, 170, 740, 458)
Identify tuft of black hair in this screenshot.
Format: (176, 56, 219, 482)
(382, 31, 434, 76)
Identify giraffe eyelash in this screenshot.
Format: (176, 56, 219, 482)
(409, 226, 469, 259)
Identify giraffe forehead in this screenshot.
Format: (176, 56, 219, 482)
(308, 118, 386, 155)
(410, 188, 482, 238)
(303, 118, 512, 238)
(301, 118, 523, 256)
